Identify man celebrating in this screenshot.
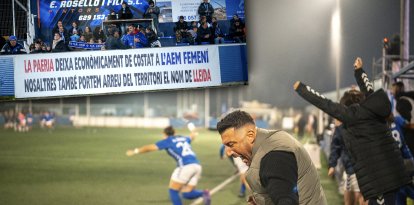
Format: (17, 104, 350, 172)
(126, 125, 210, 205)
(217, 110, 327, 205)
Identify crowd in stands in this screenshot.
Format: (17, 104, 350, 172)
(174, 14, 245, 45)
(0, 0, 246, 55)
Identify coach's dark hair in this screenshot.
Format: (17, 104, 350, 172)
(164, 126, 175, 136)
(339, 89, 365, 106)
(217, 110, 255, 134)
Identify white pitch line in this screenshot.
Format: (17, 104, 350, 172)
(190, 173, 240, 205)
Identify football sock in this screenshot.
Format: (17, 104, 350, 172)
(169, 189, 182, 205)
(182, 189, 203, 199)
(240, 183, 246, 194)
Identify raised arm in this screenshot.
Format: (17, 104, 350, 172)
(294, 81, 354, 124)
(126, 144, 159, 156)
(353, 57, 374, 96)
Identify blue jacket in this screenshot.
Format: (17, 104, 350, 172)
(1, 42, 25, 55)
(121, 32, 148, 48)
(328, 125, 354, 175)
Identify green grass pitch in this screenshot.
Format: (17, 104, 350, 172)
(0, 127, 342, 205)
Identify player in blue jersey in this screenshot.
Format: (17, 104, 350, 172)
(391, 115, 414, 205)
(126, 125, 211, 205)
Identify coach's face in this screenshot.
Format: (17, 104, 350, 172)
(221, 124, 256, 166)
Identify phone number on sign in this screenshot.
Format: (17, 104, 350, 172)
(79, 14, 105, 21)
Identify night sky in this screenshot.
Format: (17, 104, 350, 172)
(244, 0, 414, 108)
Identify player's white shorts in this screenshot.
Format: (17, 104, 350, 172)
(233, 157, 248, 174)
(171, 163, 202, 186)
(343, 173, 360, 192)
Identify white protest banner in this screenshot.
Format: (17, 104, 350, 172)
(14, 45, 221, 98)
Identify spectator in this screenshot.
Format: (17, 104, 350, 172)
(197, 15, 210, 28)
(89, 38, 95, 44)
(197, 0, 214, 23)
(51, 32, 68, 52)
(107, 9, 117, 20)
(69, 21, 82, 36)
(41, 43, 48, 52)
(104, 26, 127, 50)
(144, 0, 160, 34)
(93, 27, 106, 42)
(210, 17, 224, 44)
(122, 24, 138, 48)
(197, 22, 211, 44)
(58, 26, 69, 45)
(230, 14, 244, 28)
(145, 27, 161, 47)
(1, 35, 26, 55)
(174, 16, 189, 43)
(229, 20, 246, 43)
(118, 1, 133, 35)
(29, 43, 35, 53)
(187, 26, 198, 45)
(79, 35, 86, 42)
(83, 26, 94, 43)
(190, 21, 198, 28)
(136, 27, 148, 48)
(70, 30, 80, 42)
(118, 1, 133, 19)
(31, 41, 44, 53)
(52, 20, 66, 36)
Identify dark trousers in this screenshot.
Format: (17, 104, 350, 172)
(368, 191, 396, 205)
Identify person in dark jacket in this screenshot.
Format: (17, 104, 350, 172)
(118, 1, 133, 19)
(197, 0, 214, 23)
(51, 32, 68, 52)
(174, 16, 189, 43)
(197, 22, 211, 44)
(52, 20, 67, 37)
(118, 1, 133, 35)
(329, 121, 367, 205)
(104, 27, 127, 50)
(144, 0, 160, 34)
(229, 20, 245, 43)
(294, 57, 410, 205)
(93, 27, 106, 42)
(145, 27, 161, 47)
(210, 17, 224, 44)
(1, 35, 26, 55)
